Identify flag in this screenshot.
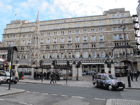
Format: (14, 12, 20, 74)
(15, 13, 17, 16)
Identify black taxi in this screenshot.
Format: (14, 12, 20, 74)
(93, 73, 125, 91)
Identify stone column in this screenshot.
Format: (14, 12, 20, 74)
(104, 64, 109, 73)
(72, 64, 77, 80)
(31, 68, 34, 79)
(78, 65, 83, 80)
(51, 65, 54, 72)
(111, 64, 115, 76)
(15, 64, 20, 78)
(137, 61, 140, 71)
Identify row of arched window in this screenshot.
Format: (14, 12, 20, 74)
(18, 52, 106, 60)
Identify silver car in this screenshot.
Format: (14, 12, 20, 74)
(0, 70, 18, 84)
(0, 71, 7, 84)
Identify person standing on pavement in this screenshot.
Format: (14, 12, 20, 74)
(44, 72, 47, 79)
(92, 73, 95, 80)
(134, 71, 138, 81)
(137, 71, 139, 77)
(130, 71, 134, 81)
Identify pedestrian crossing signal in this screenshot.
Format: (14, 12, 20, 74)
(7, 49, 11, 62)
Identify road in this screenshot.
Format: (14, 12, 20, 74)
(0, 83, 140, 105)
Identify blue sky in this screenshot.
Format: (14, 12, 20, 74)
(0, 0, 139, 42)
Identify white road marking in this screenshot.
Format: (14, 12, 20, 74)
(61, 95, 68, 97)
(71, 96, 85, 99)
(0, 99, 4, 101)
(94, 98, 106, 100)
(32, 92, 39, 94)
(18, 102, 28, 105)
(51, 94, 57, 96)
(26, 91, 31, 93)
(42, 93, 49, 95)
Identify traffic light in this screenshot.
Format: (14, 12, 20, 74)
(67, 61, 70, 67)
(76, 61, 81, 68)
(7, 49, 11, 62)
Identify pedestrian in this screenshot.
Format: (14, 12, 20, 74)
(137, 71, 139, 77)
(53, 71, 56, 83)
(44, 72, 47, 79)
(134, 71, 138, 81)
(92, 73, 95, 80)
(34, 72, 36, 79)
(50, 72, 54, 84)
(40, 72, 43, 80)
(47, 72, 50, 80)
(130, 71, 133, 81)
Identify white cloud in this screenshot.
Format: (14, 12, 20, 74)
(52, 0, 138, 17)
(6, 5, 13, 10)
(40, 2, 49, 12)
(0, 1, 4, 8)
(20, 2, 29, 9)
(7, 0, 12, 3)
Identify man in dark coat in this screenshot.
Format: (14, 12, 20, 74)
(50, 72, 54, 84)
(53, 71, 56, 83)
(134, 71, 138, 81)
(130, 71, 134, 81)
(44, 72, 47, 79)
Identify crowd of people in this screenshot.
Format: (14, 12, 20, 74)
(34, 71, 60, 83)
(130, 71, 139, 81)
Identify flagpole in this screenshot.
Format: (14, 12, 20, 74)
(15, 13, 17, 20)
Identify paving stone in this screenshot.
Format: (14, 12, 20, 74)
(111, 99, 140, 105)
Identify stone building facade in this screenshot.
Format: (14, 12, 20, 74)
(1, 8, 139, 76)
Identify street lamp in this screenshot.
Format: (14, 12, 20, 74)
(40, 59, 44, 82)
(76, 57, 81, 81)
(120, 22, 131, 87)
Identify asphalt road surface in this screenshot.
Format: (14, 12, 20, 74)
(0, 83, 140, 105)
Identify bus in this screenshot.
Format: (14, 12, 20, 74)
(0, 58, 5, 70)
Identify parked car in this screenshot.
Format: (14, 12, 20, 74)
(82, 72, 87, 75)
(0, 70, 18, 84)
(93, 73, 125, 91)
(88, 71, 97, 75)
(0, 71, 7, 84)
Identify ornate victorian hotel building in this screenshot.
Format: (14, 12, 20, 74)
(1, 8, 140, 76)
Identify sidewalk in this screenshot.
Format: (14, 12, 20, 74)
(19, 79, 94, 88)
(117, 76, 140, 89)
(0, 87, 25, 96)
(19, 76, 140, 89)
(106, 99, 140, 105)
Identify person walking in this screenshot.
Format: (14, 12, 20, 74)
(92, 73, 95, 80)
(50, 72, 54, 84)
(44, 72, 47, 79)
(53, 71, 56, 83)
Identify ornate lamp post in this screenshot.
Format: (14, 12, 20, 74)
(76, 57, 81, 81)
(40, 59, 44, 82)
(120, 22, 131, 87)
